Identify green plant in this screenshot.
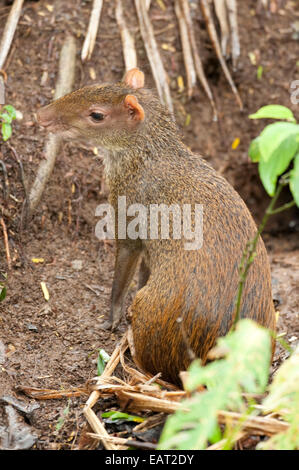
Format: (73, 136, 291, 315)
(0, 105, 17, 141)
(248, 104, 298, 204)
(101, 411, 145, 424)
(55, 399, 71, 432)
(158, 319, 272, 450)
(233, 104, 299, 326)
(97, 348, 110, 376)
(0, 273, 7, 302)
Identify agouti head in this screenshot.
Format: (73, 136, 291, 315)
(37, 68, 173, 151)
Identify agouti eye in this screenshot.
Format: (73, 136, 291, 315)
(90, 112, 105, 122)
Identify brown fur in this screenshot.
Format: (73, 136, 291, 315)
(37, 69, 276, 385)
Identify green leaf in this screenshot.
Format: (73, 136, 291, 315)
(258, 346, 299, 450)
(2, 123, 12, 141)
(0, 285, 6, 302)
(290, 153, 299, 207)
(97, 348, 110, 376)
(258, 134, 299, 196)
(1, 113, 12, 124)
(3, 105, 16, 120)
(249, 137, 261, 162)
(258, 122, 299, 163)
(249, 105, 296, 122)
(101, 411, 144, 423)
(257, 65, 263, 81)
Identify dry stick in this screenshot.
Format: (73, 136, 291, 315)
(179, 0, 218, 120)
(0, 217, 11, 270)
(0, 0, 24, 70)
(135, 0, 174, 114)
(28, 36, 76, 215)
(214, 0, 229, 56)
(115, 0, 137, 72)
(218, 410, 289, 436)
(174, 0, 196, 98)
(87, 433, 157, 450)
(117, 389, 289, 438)
(199, 0, 243, 110)
(83, 336, 128, 451)
(0, 75, 4, 104)
(226, 0, 240, 70)
(145, 0, 151, 10)
(81, 0, 103, 62)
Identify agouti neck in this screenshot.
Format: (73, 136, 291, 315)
(102, 114, 186, 181)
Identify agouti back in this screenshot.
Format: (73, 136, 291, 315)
(37, 68, 276, 385)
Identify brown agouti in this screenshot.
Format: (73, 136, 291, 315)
(37, 68, 275, 385)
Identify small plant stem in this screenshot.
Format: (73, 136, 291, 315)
(232, 176, 291, 328)
(268, 200, 296, 215)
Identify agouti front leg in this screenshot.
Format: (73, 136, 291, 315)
(105, 241, 142, 331)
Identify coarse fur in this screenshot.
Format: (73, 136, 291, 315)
(37, 69, 276, 385)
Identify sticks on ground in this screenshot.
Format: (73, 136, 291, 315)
(178, 0, 218, 120)
(115, 0, 137, 72)
(214, 0, 229, 57)
(83, 335, 129, 450)
(226, 0, 240, 70)
(0, 0, 24, 71)
(29, 36, 77, 215)
(135, 0, 173, 114)
(200, 0, 243, 109)
(81, 0, 103, 62)
(174, 0, 196, 98)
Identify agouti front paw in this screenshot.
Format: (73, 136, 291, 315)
(99, 318, 121, 331)
(99, 320, 113, 330)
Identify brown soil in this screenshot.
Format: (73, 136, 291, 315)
(0, 0, 298, 450)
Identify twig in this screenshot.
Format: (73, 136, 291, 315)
(134, 0, 173, 114)
(7, 143, 29, 230)
(87, 433, 157, 450)
(218, 410, 289, 436)
(29, 35, 76, 215)
(174, 0, 196, 98)
(0, 160, 9, 200)
(226, 0, 240, 70)
(0, 0, 24, 70)
(81, 0, 103, 62)
(7, 144, 28, 202)
(115, 0, 137, 72)
(214, 0, 229, 56)
(0, 75, 4, 104)
(83, 335, 128, 451)
(200, 0, 243, 110)
(15, 386, 86, 400)
(146, 0, 151, 10)
(179, 0, 218, 120)
(0, 216, 11, 269)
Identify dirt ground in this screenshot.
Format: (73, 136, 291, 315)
(0, 0, 298, 450)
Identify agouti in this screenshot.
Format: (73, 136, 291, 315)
(37, 68, 275, 385)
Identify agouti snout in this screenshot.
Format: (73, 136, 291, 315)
(37, 68, 276, 385)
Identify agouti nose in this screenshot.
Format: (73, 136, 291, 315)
(36, 106, 55, 128)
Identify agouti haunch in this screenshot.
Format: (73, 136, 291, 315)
(37, 68, 275, 385)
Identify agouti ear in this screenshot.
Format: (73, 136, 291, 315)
(124, 95, 145, 122)
(123, 68, 145, 89)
